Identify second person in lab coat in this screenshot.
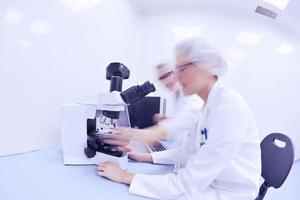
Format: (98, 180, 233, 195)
(97, 37, 261, 200)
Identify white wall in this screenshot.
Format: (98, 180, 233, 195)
(1, 1, 299, 160)
(135, 12, 300, 160)
(0, 0, 141, 155)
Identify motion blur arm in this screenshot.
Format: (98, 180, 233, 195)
(104, 125, 167, 147)
(132, 125, 168, 143)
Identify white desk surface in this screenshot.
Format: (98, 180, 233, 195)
(0, 145, 173, 200)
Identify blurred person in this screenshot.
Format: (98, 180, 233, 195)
(152, 62, 182, 123)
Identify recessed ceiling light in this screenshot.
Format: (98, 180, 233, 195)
(263, 0, 290, 10)
(236, 31, 262, 46)
(172, 26, 201, 43)
(60, 0, 101, 12)
(276, 43, 294, 55)
(5, 9, 23, 24)
(29, 20, 52, 35)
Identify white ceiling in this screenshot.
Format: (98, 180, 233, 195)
(129, 0, 300, 37)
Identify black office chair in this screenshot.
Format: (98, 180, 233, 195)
(255, 133, 295, 200)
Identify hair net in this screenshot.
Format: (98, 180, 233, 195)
(175, 37, 227, 77)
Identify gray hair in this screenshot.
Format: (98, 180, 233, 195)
(175, 37, 227, 77)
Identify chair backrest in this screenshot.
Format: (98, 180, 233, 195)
(261, 133, 294, 188)
(255, 133, 294, 200)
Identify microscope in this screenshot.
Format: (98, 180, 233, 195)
(61, 62, 155, 169)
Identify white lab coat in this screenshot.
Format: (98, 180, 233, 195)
(129, 81, 261, 200)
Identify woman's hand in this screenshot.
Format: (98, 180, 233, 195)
(128, 151, 153, 163)
(99, 127, 134, 147)
(97, 162, 134, 185)
(153, 113, 167, 123)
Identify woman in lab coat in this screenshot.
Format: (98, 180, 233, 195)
(97, 37, 261, 200)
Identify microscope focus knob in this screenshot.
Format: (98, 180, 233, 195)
(84, 147, 96, 158)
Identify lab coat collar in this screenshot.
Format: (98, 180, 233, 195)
(204, 80, 223, 110)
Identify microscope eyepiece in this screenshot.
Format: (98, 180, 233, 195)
(120, 81, 156, 105)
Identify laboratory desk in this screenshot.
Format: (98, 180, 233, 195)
(0, 145, 173, 200)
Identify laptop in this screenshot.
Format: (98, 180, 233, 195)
(127, 96, 168, 152)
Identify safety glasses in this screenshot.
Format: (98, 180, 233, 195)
(174, 62, 194, 74)
(158, 71, 174, 81)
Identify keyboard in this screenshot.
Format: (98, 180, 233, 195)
(145, 142, 168, 152)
